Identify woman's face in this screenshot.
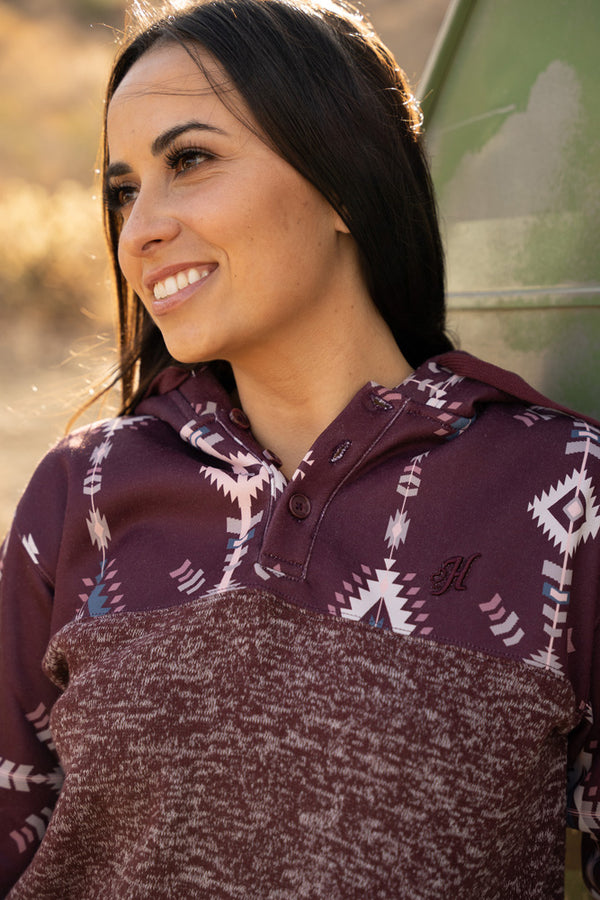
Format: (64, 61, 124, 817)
(106, 42, 355, 368)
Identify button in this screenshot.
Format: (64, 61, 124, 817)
(288, 493, 311, 519)
(229, 408, 250, 429)
(263, 448, 282, 467)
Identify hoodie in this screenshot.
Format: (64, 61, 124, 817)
(1, 351, 599, 898)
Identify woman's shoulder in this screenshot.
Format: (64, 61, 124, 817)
(435, 350, 599, 428)
(13, 413, 160, 518)
(424, 351, 600, 477)
(49, 407, 167, 460)
(13, 364, 223, 522)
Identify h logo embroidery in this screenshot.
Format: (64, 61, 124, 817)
(430, 553, 481, 595)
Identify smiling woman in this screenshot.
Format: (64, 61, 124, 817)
(1, 1, 600, 898)
(105, 41, 378, 422)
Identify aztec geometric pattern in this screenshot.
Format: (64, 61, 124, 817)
(335, 561, 427, 635)
(528, 469, 600, 556)
(80, 416, 150, 617)
(526, 420, 600, 673)
(332, 364, 478, 636)
(2, 703, 63, 856)
(180, 415, 287, 593)
(478, 593, 525, 648)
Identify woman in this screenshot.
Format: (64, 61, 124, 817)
(1, 0, 599, 897)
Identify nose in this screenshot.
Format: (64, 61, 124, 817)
(118, 187, 181, 258)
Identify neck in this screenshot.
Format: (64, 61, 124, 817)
(231, 321, 412, 479)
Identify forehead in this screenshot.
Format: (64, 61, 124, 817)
(107, 42, 240, 131)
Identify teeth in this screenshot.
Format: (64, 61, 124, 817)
(153, 267, 210, 301)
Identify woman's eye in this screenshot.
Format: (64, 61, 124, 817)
(105, 182, 138, 212)
(104, 146, 214, 214)
(167, 147, 213, 174)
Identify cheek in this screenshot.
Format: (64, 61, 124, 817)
(116, 242, 126, 275)
(115, 224, 131, 273)
(116, 240, 146, 304)
(238, 164, 315, 235)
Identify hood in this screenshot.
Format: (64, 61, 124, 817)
(134, 351, 596, 474)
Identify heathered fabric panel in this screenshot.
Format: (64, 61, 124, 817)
(10, 589, 576, 899)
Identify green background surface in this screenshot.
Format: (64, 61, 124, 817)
(421, 0, 599, 420)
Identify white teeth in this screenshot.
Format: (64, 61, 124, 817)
(153, 267, 211, 301)
(164, 276, 178, 296)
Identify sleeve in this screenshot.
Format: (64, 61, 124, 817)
(567, 623, 600, 897)
(560, 414, 600, 897)
(0, 455, 67, 897)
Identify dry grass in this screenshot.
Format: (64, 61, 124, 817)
(0, 179, 109, 331)
(0, 0, 118, 534)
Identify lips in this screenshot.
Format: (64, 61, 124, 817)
(143, 263, 217, 316)
(152, 265, 214, 300)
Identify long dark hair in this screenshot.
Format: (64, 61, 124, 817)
(102, 0, 452, 414)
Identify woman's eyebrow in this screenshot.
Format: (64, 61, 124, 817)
(105, 120, 227, 183)
(151, 120, 226, 156)
(105, 161, 132, 183)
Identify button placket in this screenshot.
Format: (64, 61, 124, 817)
(366, 391, 394, 411)
(229, 408, 251, 429)
(288, 493, 311, 520)
(262, 448, 283, 467)
(259, 385, 406, 577)
(330, 440, 352, 464)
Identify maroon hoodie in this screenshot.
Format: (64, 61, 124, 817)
(1, 351, 599, 898)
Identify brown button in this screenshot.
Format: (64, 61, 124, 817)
(263, 448, 282, 467)
(288, 493, 311, 519)
(229, 408, 250, 429)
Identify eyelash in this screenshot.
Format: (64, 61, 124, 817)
(105, 144, 215, 213)
(165, 144, 214, 172)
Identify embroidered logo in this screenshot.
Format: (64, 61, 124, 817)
(430, 553, 481, 595)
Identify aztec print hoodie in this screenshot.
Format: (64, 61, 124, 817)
(1, 350, 599, 899)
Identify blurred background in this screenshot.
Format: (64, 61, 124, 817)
(0, 0, 450, 536)
(0, 0, 124, 532)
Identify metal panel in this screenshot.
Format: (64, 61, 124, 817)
(420, 0, 600, 418)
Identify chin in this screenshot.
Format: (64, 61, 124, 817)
(170, 351, 203, 366)
(163, 337, 211, 367)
